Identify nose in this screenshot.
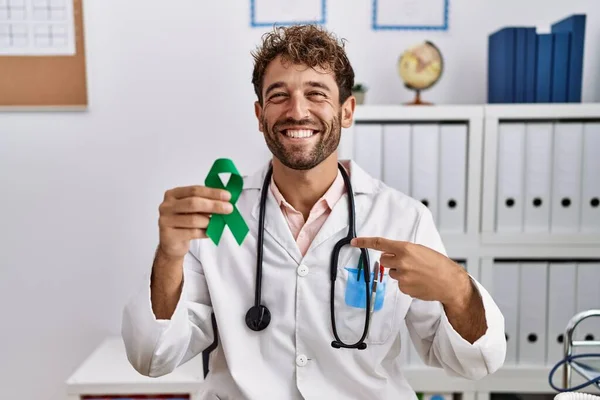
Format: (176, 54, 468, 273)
(286, 93, 310, 120)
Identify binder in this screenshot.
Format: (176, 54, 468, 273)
(580, 123, 600, 233)
(576, 262, 600, 347)
(551, 14, 586, 103)
(524, 28, 538, 103)
(438, 123, 467, 234)
(514, 28, 527, 103)
(550, 32, 571, 103)
(492, 262, 519, 365)
(501, 28, 517, 103)
(382, 124, 411, 195)
(487, 27, 516, 103)
(411, 124, 440, 223)
(546, 262, 577, 366)
(496, 122, 526, 232)
(535, 34, 554, 103)
(515, 27, 536, 103)
(523, 123, 553, 233)
(518, 262, 548, 365)
(353, 124, 383, 180)
(550, 122, 583, 233)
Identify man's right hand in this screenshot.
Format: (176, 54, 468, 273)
(150, 185, 233, 320)
(157, 185, 233, 261)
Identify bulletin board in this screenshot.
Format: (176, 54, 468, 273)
(0, 0, 88, 109)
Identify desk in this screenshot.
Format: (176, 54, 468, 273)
(65, 337, 205, 400)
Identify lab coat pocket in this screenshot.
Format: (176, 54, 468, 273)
(336, 266, 399, 345)
(344, 267, 385, 311)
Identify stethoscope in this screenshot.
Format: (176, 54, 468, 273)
(245, 162, 374, 350)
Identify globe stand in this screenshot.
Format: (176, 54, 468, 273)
(404, 88, 433, 106)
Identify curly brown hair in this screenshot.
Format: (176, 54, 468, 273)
(251, 24, 355, 106)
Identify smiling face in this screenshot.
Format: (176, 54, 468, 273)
(255, 56, 355, 170)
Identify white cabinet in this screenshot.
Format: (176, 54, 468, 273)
(65, 338, 205, 400)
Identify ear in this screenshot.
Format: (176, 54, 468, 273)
(254, 101, 264, 132)
(340, 95, 356, 129)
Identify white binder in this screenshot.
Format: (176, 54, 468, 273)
(575, 262, 600, 347)
(353, 124, 383, 180)
(438, 123, 468, 234)
(523, 123, 553, 233)
(496, 123, 526, 232)
(382, 124, 411, 195)
(580, 123, 600, 233)
(411, 123, 440, 223)
(546, 262, 576, 366)
(518, 262, 548, 365)
(550, 122, 583, 233)
(492, 262, 519, 365)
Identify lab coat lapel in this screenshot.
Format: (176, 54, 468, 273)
(246, 161, 303, 264)
(306, 160, 374, 254)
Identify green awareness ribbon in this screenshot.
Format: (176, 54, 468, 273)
(204, 158, 249, 246)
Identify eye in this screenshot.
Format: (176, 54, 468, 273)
(268, 92, 287, 101)
(308, 91, 326, 97)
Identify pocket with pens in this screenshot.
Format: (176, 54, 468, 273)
(344, 259, 387, 312)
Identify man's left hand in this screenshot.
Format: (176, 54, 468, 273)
(350, 236, 471, 309)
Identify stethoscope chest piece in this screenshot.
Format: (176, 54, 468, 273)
(245, 304, 271, 331)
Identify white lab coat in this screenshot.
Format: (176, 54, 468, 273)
(121, 159, 506, 400)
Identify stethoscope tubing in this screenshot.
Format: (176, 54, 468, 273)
(247, 162, 373, 350)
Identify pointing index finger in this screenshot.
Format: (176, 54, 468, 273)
(350, 236, 396, 252)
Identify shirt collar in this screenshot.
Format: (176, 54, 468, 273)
(269, 168, 345, 211)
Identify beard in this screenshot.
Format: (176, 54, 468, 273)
(261, 111, 342, 170)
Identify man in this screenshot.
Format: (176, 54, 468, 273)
(122, 24, 506, 399)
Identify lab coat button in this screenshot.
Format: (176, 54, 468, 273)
(297, 265, 309, 276)
(296, 354, 308, 367)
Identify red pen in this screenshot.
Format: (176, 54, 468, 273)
(379, 262, 384, 282)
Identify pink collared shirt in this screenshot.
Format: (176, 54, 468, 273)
(270, 170, 346, 256)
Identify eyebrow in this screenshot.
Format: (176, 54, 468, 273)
(264, 80, 332, 97)
(306, 81, 331, 92)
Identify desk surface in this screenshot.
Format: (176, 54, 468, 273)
(65, 337, 205, 395)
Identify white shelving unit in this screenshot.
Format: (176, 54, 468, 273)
(481, 104, 600, 247)
(340, 103, 600, 399)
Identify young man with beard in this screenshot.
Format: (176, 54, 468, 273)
(122, 24, 506, 399)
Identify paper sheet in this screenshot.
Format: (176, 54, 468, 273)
(252, 0, 325, 26)
(0, 0, 75, 55)
(374, 0, 447, 29)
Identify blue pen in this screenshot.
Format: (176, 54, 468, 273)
(357, 253, 363, 281)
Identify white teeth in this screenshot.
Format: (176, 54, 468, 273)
(285, 129, 315, 138)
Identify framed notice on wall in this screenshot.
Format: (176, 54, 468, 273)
(250, 0, 326, 27)
(372, 0, 449, 31)
(0, 0, 88, 109)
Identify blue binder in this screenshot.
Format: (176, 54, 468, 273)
(551, 14, 586, 102)
(535, 34, 554, 103)
(514, 27, 536, 103)
(524, 28, 537, 102)
(488, 27, 517, 103)
(551, 32, 571, 103)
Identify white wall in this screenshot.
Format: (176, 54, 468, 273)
(0, 0, 598, 398)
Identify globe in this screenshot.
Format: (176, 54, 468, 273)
(397, 41, 443, 105)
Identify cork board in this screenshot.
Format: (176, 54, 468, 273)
(0, 0, 87, 109)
